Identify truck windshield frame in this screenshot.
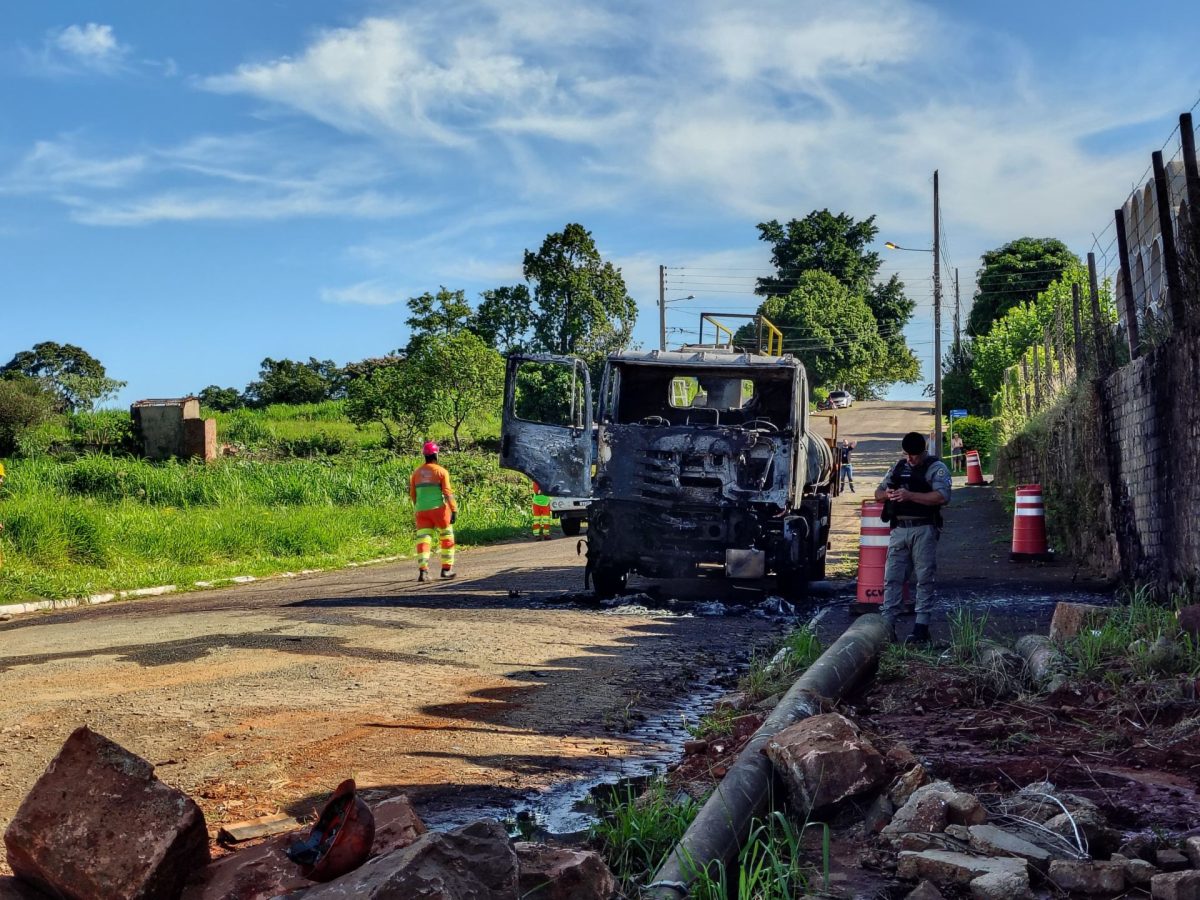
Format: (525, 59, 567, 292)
(602, 362, 795, 430)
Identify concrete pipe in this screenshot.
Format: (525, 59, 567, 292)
(1015, 634, 1069, 689)
(645, 614, 893, 898)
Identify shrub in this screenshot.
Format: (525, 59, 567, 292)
(70, 410, 136, 453)
(952, 415, 998, 462)
(0, 377, 58, 456)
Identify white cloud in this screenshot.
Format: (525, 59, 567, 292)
(320, 280, 407, 306)
(3, 140, 145, 192)
(48, 23, 129, 74)
(203, 17, 558, 145)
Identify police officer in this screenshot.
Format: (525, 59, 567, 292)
(874, 431, 951, 643)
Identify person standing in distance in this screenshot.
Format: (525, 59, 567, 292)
(874, 432, 951, 644)
(838, 439, 857, 493)
(410, 441, 457, 582)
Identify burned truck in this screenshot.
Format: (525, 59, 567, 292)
(500, 319, 833, 597)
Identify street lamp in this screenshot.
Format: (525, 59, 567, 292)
(885, 179, 943, 459)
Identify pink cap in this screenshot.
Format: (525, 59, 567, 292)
(422, 441, 439, 456)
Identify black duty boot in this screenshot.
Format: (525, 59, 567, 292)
(905, 623, 931, 645)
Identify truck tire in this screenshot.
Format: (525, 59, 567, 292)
(561, 517, 583, 537)
(809, 548, 827, 581)
(592, 564, 628, 599)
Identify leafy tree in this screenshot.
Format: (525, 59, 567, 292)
(753, 271, 889, 398)
(755, 211, 919, 394)
(473, 285, 534, 354)
(405, 288, 475, 353)
(969, 264, 1097, 402)
(408, 331, 504, 450)
(244, 357, 342, 406)
(344, 357, 434, 451)
(940, 341, 989, 415)
(198, 385, 244, 411)
(1, 341, 124, 412)
(967, 238, 1078, 337)
(0, 376, 58, 456)
(523, 224, 637, 359)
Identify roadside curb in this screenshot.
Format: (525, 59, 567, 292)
(0, 554, 405, 621)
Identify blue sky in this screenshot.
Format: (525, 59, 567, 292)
(3, 1, 1198, 405)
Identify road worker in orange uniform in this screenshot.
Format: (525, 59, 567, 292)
(531, 481, 552, 540)
(409, 441, 457, 582)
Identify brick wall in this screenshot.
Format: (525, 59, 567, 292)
(996, 329, 1200, 587)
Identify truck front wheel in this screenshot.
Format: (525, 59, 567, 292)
(561, 517, 583, 537)
(592, 564, 628, 599)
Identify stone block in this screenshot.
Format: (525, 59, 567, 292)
(1186, 836, 1200, 868)
(1047, 859, 1124, 894)
(3, 726, 209, 900)
(884, 782, 955, 839)
(945, 792, 987, 826)
(1152, 871, 1200, 900)
(765, 713, 886, 811)
(514, 843, 615, 899)
(889, 765, 930, 807)
(1118, 856, 1159, 886)
(896, 850, 1026, 886)
(904, 881, 945, 900)
(967, 824, 1052, 872)
(294, 819, 518, 898)
(969, 868, 1031, 900)
(1157, 848, 1190, 871)
(1049, 603, 1111, 640)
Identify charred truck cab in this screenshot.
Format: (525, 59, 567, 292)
(500, 316, 833, 598)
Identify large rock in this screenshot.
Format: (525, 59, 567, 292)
(765, 713, 886, 810)
(945, 793, 986, 826)
(1044, 806, 1120, 856)
(1049, 603, 1111, 640)
(1047, 859, 1124, 894)
(513, 844, 614, 899)
(905, 882, 945, 900)
(3, 726, 210, 900)
(295, 820, 518, 898)
(896, 850, 1026, 886)
(1151, 871, 1200, 900)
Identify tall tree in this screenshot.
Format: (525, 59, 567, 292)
(198, 385, 244, 412)
(967, 238, 1078, 338)
(754, 271, 889, 397)
(244, 357, 341, 406)
(1, 341, 124, 412)
(473, 285, 534, 354)
(404, 288, 475, 353)
(344, 357, 434, 451)
(408, 331, 504, 450)
(755, 211, 919, 394)
(523, 224, 637, 359)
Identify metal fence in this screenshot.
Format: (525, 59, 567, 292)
(997, 108, 1200, 440)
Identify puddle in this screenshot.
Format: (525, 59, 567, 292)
(418, 669, 733, 838)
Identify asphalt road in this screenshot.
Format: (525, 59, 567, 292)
(0, 399, 1109, 861)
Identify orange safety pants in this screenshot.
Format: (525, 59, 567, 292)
(415, 508, 455, 571)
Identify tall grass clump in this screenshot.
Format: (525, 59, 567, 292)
(590, 779, 702, 891)
(0, 449, 527, 604)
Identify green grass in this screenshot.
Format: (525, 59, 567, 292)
(590, 779, 702, 892)
(738, 626, 823, 703)
(1060, 583, 1200, 679)
(0, 449, 528, 604)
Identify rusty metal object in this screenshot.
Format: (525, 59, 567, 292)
(287, 779, 376, 882)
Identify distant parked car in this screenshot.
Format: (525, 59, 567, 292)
(827, 390, 854, 409)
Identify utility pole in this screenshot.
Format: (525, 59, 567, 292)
(953, 268, 961, 357)
(658, 265, 667, 352)
(932, 170, 943, 458)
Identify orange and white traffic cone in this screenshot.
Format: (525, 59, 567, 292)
(965, 450, 985, 486)
(1011, 484, 1053, 561)
(852, 501, 889, 614)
